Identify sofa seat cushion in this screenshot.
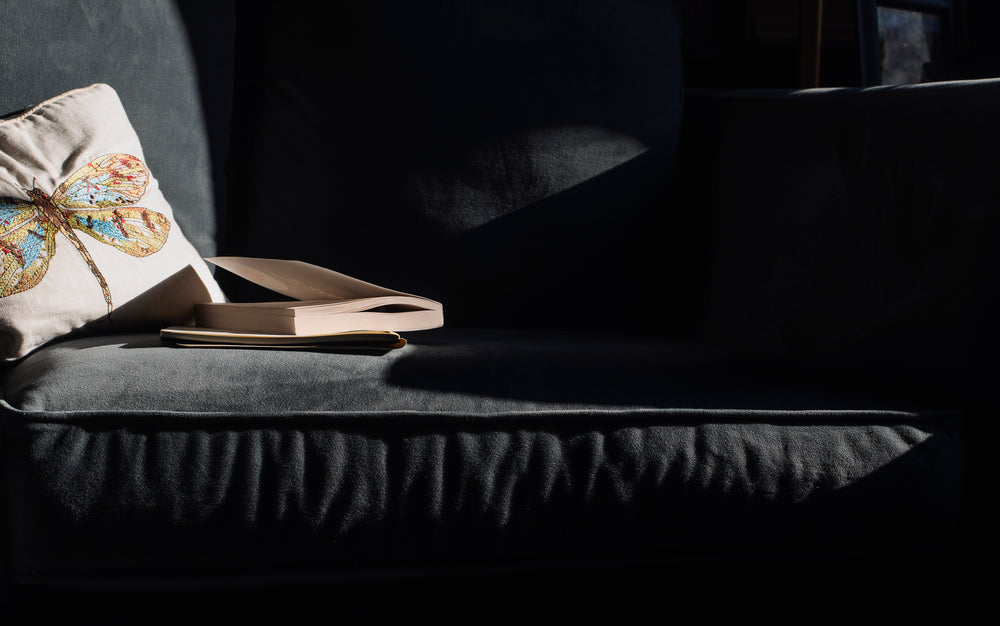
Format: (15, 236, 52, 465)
(0, 329, 962, 585)
(2, 328, 954, 415)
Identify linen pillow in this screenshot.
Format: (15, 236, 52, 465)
(0, 84, 225, 360)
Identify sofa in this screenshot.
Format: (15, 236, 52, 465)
(1, 0, 988, 619)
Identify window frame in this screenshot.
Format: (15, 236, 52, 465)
(857, 0, 954, 86)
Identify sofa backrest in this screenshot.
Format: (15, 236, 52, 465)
(0, 0, 234, 258)
(222, 0, 688, 334)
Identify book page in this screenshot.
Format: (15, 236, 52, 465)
(206, 257, 432, 302)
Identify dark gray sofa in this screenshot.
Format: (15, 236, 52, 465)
(1, 0, 987, 618)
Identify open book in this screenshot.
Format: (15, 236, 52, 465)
(160, 256, 443, 346)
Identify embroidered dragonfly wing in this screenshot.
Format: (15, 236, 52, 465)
(64, 207, 170, 257)
(53, 153, 170, 256)
(55, 153, 149, 208)
(0, 198, 58, 297)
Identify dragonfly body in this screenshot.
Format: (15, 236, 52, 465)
(24, 186, 113, 311)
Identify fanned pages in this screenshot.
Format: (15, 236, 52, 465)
(205, 256, 417, 301)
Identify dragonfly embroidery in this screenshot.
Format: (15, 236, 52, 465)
(0, 153, 170, 312)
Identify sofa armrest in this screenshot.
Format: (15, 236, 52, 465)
(679, 80, 1000, 399)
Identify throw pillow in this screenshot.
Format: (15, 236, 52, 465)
(0, 84, 225, 360)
